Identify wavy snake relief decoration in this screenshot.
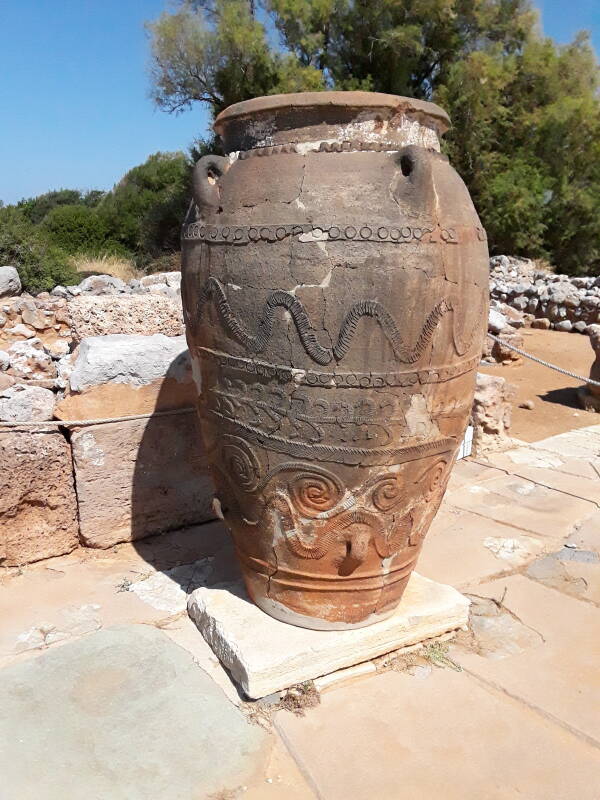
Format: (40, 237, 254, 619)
(195, 276, 484, 365)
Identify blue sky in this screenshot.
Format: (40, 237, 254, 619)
(0, 0, 598, 205)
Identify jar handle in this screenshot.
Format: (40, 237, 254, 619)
(192, 155, 230, 221)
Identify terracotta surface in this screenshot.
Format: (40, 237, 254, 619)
(182, 91, 488, 628)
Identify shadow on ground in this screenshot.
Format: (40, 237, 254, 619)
(130, 353, 240, 594)
(538, 386, 582, 410)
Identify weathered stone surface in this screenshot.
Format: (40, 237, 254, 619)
(0, 266, 21, 297)
(276, 665, 600, 800)
(471, 372, 516, 453)
(487, 307, 507, 334)
(491, 329, 523, 363)
(531, 317, 551, 329)
(0, 296, 71, 351)
(0, 626, 269, 800)
(0, 384, 55, 422)
(188, 572, 469, 698)
(490, 255, 600, 332)
(140, 271, 182, 288)
(555, 319, 572, 332)
(586, 324, 600, 399)
(71, 411, 214, 548)
(6, 337, 57, 381)
(454, 574, 600, 743)
(68, 334, 188, 391)
(77, 274, 128, 295)
(55, 334, 195, 420)
(68, 294, 184, 341)
(0, 430, 78, 565)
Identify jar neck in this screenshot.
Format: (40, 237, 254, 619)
(219, 107, 443, 154)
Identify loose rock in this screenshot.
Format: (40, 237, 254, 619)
(0, 266, 21, 297)
(0, 384, 55, 422)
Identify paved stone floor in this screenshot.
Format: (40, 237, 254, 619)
(1, 425, 599, 798)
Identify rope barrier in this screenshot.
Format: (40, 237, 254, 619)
(487, 332, 600, 387)
(1, 334, 597, 429)
(0, 406, 195, 431)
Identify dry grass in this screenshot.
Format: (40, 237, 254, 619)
(532, 257, 556, 274)
(70, 253, 142, 282)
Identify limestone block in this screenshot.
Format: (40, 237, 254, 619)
(0, 296, 71, 351)
(54, 333, 196, 420)
(0, 266, 21, 297)
(0, 430, 79, 565)
(188, 572, 469, 698)
(0, 384, 55, 422)
(68, 294, 184, 341)
(531, 317, 551, 329)
(77, 274, 128, 295)
(140, 271, 181, 288)
(488, 307, 507, 334)
(491, 329, 523, 364)
(471, 372, 516, 453)
(6, 338, 57, 381)
(71, 410, 214, 548)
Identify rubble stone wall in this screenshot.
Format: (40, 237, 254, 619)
(0, 271, 216, 566)
(490, 255, 600, 334)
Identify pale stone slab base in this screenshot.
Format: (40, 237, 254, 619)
(187, 572, 470, 699)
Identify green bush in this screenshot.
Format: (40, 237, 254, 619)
(41, 204, 127, 257)
(18, 189, 105, 225)
(0, 207, 76, 292)
(100, 151, 191, 260)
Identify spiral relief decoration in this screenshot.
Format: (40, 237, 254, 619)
(289, 468, 345, 518)
(422, 459, 449, 502)
(221, 436, 260, 493)
(370, 473, 404, 512)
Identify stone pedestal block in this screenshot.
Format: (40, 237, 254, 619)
(71, 410, 214, 548)
(0, 430, 79, 565)
(188, 572, 469, 698)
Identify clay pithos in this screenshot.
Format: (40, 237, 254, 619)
(181, 91, 489, 629)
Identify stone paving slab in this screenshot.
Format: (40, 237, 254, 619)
(0, 625, 269, 800)
(275, 667, 600, 800)
(452, 574, 600, 745)
(445, 474, 596, 538)
(419, 507, 548, 589)
(481, 445, 600, 481)
(528, 425, 600, 460)
(188, 573, 469, 699)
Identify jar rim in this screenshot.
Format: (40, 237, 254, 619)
(214, 91, 450, 134)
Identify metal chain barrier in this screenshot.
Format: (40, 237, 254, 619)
(487, 332, 600, 387)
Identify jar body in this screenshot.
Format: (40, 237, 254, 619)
(181, 92, 488, 629)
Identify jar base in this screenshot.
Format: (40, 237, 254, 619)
(252, 593, 399, 631)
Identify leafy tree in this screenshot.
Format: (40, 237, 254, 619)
(0, 207, 75, 292)
(99, 151, 192, 260)
(146, 0, 324, 115)
(147, 0, 600, 275)
(17, 189, 105, 225)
